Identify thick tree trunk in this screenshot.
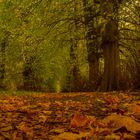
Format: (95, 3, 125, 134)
(100, 0, 121, 91)
(101, 19, 120, 91)
(101, 42, 120, 91)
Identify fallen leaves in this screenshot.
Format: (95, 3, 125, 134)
(0, 91, 140, 139)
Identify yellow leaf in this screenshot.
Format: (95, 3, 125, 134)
(105, 133, 120, 140)
(52, 132, 89, 140)
(1, 125, 13, 131)
(50, 128, 65, 134)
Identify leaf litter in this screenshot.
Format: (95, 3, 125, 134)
(0, 91, 140, 139)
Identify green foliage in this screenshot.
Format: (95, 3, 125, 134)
(0, 0, 139, 91)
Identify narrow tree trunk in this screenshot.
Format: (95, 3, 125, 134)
(0, 39, 6, 89)
(22, 56, 34, 90)
(68, 39, 81, 92)
(88, 54, 99, 90)
(66, 0, 81, 92)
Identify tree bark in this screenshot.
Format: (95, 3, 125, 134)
(83, 0, 100, 91)
(66, 0, 81, 92)
(67, 39, 81, 92)
(0, 39, 6, 89)
(101, 19, 120, 91)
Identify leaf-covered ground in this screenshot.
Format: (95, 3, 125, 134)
(0, 91, 140, 140)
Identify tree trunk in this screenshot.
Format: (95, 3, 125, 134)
(83, 0, 99, 91)
(0, 39, 6, 89)
(66, 0, 81, 92)
(68, 39, 81, 92)
(23, 57, 32, 90)
(22, 56, 44, 91)
(101, 19, 120, 91)
(88, 54, 99, 90)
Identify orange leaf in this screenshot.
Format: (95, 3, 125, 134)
(70, 114, 96, 128)
(104, 95, 120, 104)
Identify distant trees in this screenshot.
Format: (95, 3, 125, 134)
(0, 0, 139, 92)
(119, 0, 140, 89)
(0, 0, 48, 90)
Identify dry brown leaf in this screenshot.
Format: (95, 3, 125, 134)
(123, 133, 136, 140)
(129, 103, 140, 117)
(102, 114, 140, 133)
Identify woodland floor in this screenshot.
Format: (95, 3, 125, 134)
(0, 91, 140, 140)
